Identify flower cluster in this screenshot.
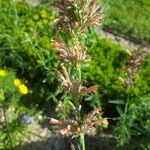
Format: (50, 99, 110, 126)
(51, 39, 89, 65)
(0, 69, 28, 95)
(119, 48, 149, 86)
(14, 79, 28, 95)
(54, 66, 97, 100)
(50, 0, 108, 138)
(50, 108, 108, 135)
(53, 0, 103, 35)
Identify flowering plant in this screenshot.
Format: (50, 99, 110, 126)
(116, 48, 150, 146)
(49, 0, 108, 149)
(0, 69, 29, 149)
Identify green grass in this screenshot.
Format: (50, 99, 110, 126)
(101, 0, 150, 43)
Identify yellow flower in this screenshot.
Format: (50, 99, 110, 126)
(19, 84, 28, 95)
(0, 69, 6, 77)
(13, 79, 21, 86)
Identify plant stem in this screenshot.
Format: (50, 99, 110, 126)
(77, 64, 81, 81)
(79, 133, 85, 150)
(77, 64, 85, 150)
(123, 85, 133, 122)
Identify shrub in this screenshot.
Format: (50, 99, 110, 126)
(84, 32, 150, 147)
(0, 0, 58, 108)
(84, 33, 150, 109)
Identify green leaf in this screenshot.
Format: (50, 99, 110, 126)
(109, 99, 125, 105)
(0, 132, 6, 141)
(116, 106, 123, 115)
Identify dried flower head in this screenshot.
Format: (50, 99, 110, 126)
(125, 48, 147, 77)
(54, 66, 72, 90)
(49, 107, 108, 135)
(52, 0, 103, 34)
(52, 39, 89, 65)
(119, 48, 148, 86)
(50, 0, 107, 142)
(55, 66, 97, 100)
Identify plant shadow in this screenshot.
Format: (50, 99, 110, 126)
(14, 133, 115, 150)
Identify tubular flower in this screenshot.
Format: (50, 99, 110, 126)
(49, 108, 108, 135)
(13, 79, 21, 86)
(19, 84, 28, 95)
(119, 48, 148, 86)
(51, 0, 108, 140)
(0, 69, 6, 77)
(52, 39, 89, 65)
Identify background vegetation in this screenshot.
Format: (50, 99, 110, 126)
(101, 0, 150, 44)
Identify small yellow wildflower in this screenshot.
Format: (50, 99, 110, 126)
(19, 84, 28, 95)
(13, 79, 21, 86)
(0, 69, 6, 77)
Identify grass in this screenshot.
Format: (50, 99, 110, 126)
(101, 0, 150, 44)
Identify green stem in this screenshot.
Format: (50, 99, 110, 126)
(76, 64, 85, 150)
(75, 64, 82, 122)
(123, 85, 133, 121)
(79, 133, 85, 150)
(77, 64, 81, 81)
(124, 95, 129, 115)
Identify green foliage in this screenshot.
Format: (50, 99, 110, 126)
(115, 94, 150, 148)
(0, 0, 58, 107)
(84, 32, 150, 102)
(84, 34, 125, 106)
(83, 32, 150, 147)
(0, 69, 28, 149)
(101, 0, 150, 43)
(0, 0, 149, 148)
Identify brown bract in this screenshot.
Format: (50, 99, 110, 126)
(49, 118, 79, 135)
(49, 108, 108, 135)
(52, 0, 103, 33)
(54, 66, 72, 90)
(126, 48, 148, 77)
(52, 39, 89, 64)
(55, 66, 98, 99)
(119, 48, 149, 86)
